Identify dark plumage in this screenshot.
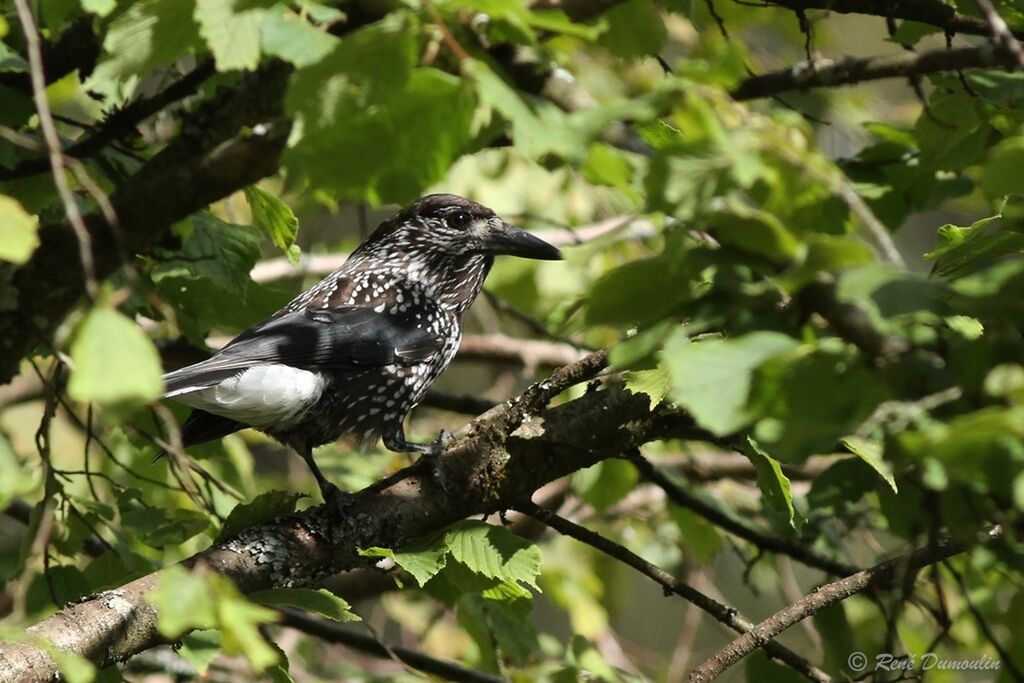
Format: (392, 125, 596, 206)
(163, 194, 561, 499)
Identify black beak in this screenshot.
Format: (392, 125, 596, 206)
(484, 221, 563, 260)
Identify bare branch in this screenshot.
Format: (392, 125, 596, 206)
(688, 525, 1004, 682)
(731, 44, 1018, 101)
(974, 0, 1024, 67)
(515, 501, 833, 683)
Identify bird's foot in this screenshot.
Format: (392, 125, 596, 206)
(320, 482, 355, 518)
(413, 429, 455, 494)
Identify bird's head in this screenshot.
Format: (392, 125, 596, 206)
(364, 194, 562, 262)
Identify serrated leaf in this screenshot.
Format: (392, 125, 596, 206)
(841, 436, 898, 493)
(245, 186, 300, 264)
(195, 0, 265, 71)
(361, 545, 448, 587)
(444, 521, 541, 589)
(68, 307, 164, 407)
(0, 194, 39, 263)
(623, 366, 670, 409)
(663, 330, 799, 436)
(152, 213, 263, 295)
(219, 490, 302, 540)
(261, 8, 337, 67)
(250, 588, 359, 623)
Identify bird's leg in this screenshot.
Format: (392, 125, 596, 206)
(297, 445, 351, 516)
(382, 425, 452, 457)
(382, 425, 454, 493)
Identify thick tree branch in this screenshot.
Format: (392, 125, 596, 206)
(0, 356, 703, 681)
(731, 44, 1019, 101)
(688, 525, 1005, 682)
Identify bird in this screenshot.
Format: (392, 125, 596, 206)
(161, 194, 562, 503)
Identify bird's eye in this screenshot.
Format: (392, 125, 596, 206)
(447, 210, 473, 228)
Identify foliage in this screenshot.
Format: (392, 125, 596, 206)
(2, 0, 1024, 681)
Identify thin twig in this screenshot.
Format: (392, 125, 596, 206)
(688, 526, 1004, 682)
(943, 559, 1024, 681)
(13, 0, 98, 299)
(515, 501, 833, 682)
(974, 0, 1024, 67)
(279, 608, 505, 683)
(630, 451, 860, 577)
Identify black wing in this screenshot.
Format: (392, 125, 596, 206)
(163, 307, 443, 397)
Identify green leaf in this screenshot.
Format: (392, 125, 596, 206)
(260, 8, 337, 67)
(444, 521, 541, 589)
(178, 630, 221, 675)
(81, 0, 117, 17)
(361, 544, 448, 587)
(245, 186, 300, 263)
(285, 15, 475, 202)
(48, 647, 97, 683)
(153, 213, 263, 295)
(663, 330, 799, 436)
(90, 0, 201, 83)
(924, 214, 1024, 278)
(745, 439, 802, 531)
(218, 490, 302, 540)
(750, 346, 886, 461)
(0, 432, 38, 510)
(983, 136, 1024, 198)
(469, 61, 576, 160)
(596, 0, 667, 58)
(218, 597, 280, 670)
(68, 307, 164, 407)
(623, 366, 670, 409)
(667, 504, 723, 564)
(710, 198, 801, 263)
(195, 0, 266, 71)
(841, 436, 897, 493)
(147, 565, 218, 638)
(572, 459, 638, 512)
(250, 588, 359, 622)
(0, 194, 39, 263)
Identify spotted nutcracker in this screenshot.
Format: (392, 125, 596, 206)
(162, 194, 562, 501)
